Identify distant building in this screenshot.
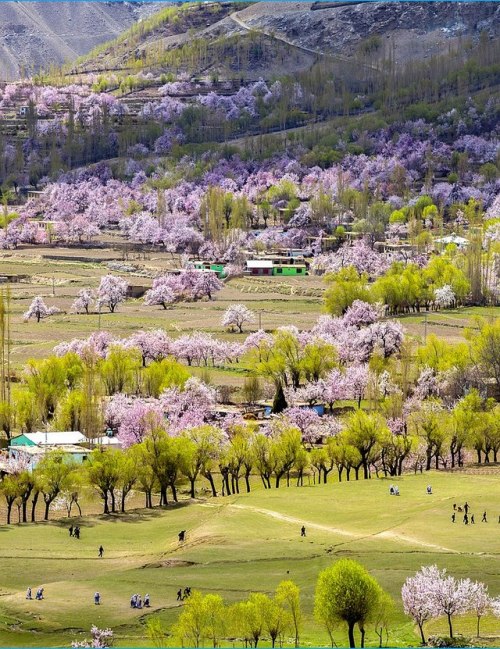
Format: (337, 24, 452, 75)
(191, 260, 227, 278)
(10, 431, 86, 448)
(8, 431, 89, 470)
(246, 255, 308, 277)
(435, 234, 469, 249)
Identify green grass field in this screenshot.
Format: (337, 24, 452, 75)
(2, 471, 500, 648)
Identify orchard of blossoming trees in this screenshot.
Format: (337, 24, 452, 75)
(3, 285, 500, 525)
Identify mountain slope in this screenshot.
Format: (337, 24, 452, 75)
(67, 1, 500, 82)
(231, 1, 500, 64)
(0, 2, 160, 80)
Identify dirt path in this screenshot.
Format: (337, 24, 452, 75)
(229, 503, 458, 553)
(229, 9, 379, 72)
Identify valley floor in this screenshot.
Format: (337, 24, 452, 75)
(2, 471, 500, 647)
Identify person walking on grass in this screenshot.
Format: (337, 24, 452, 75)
(94, 592, 100, 605)
(464, 502, 470, 515)
(301, 526, 306, 537)
(451, 513, 455, 523)
(69, 526, 73, 537)
(98, 545, 104, 558)
(464, 513, 469, 525)
(26, 587, 32, 600)
(177, 588, 182, 601)
(471, 514, 475, 524)
(482, 511, 487, 523)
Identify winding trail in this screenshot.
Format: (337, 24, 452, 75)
(229, 503, 458, 554)
(228, 9, 380, 73)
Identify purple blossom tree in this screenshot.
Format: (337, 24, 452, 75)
(97, 275, 129, 313)
(23, 296, 60, 322)
(467, 581, 490, 638)
(71, 625, 113, 648)
(434, 285, 456, 309)
(72, 288, 96, 315)
(401, 566, 441, 644)
(222, 304, 255, 333)
(144, 276, 176, 310)
(117, 399, 165, 448)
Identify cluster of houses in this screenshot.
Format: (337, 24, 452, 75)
(2, 430, 122, 473)
(0, 397, 330, 476)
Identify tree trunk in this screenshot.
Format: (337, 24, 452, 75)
(360, 625, 365, 648)
(348, 621, 356, 648)
(245, 472, 251, 493)
(418, 622, 425, 645)
(44, 498, 51, 521)
(31, 492, 39, 522)
(190, 478, 196, 499)
(170, 483, 178, 502)
(447, 613, 453, 638)
(103, 490, 109, 514)
(6, 500, 13, 524)
(205, 472, 217, 497)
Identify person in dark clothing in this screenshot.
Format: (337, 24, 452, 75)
(451, 513, 455, 523)
(178, 530, 186, 542)
(464, 502, 470, 514)
(453, 503, 456, 511)
(301, 526, 306, 537)
(471, 515, 475, 524)
(69, 526, 73, 537)
(177, 589, 183, 601)
(98, 545, 104, 558)
(463, 513, 469, 525)
(144, 594, 150, 608)
(482, 511, 487, 523)
(74, 527, 80, 539)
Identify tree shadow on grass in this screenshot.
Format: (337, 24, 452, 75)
(55, 500, 196, 528)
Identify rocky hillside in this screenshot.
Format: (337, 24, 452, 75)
(231, 2, 500, 65)
(67, 1, 500, 80)
(0, 2, 160, 80)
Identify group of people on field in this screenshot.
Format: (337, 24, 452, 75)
(130, 593, 150, 608)
(451, 502, 491, 524)
(177, 587, 191, 601)
(68, 525, 81, 539)
(26, 587, 44, 600)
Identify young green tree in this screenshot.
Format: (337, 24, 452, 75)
(37, 450, 76, 520)
(315, 559, 387, 648)
(87, 448, 121, 514)
(276, 580, 302, 648)
(344, 411, 388, 480)
(324, 267, 372, 316)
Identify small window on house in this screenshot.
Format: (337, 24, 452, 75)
(276, 268, 283, 274)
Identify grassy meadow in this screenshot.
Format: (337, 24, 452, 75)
(2, 246, 499, 384)
(2, 471, 500, 647)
